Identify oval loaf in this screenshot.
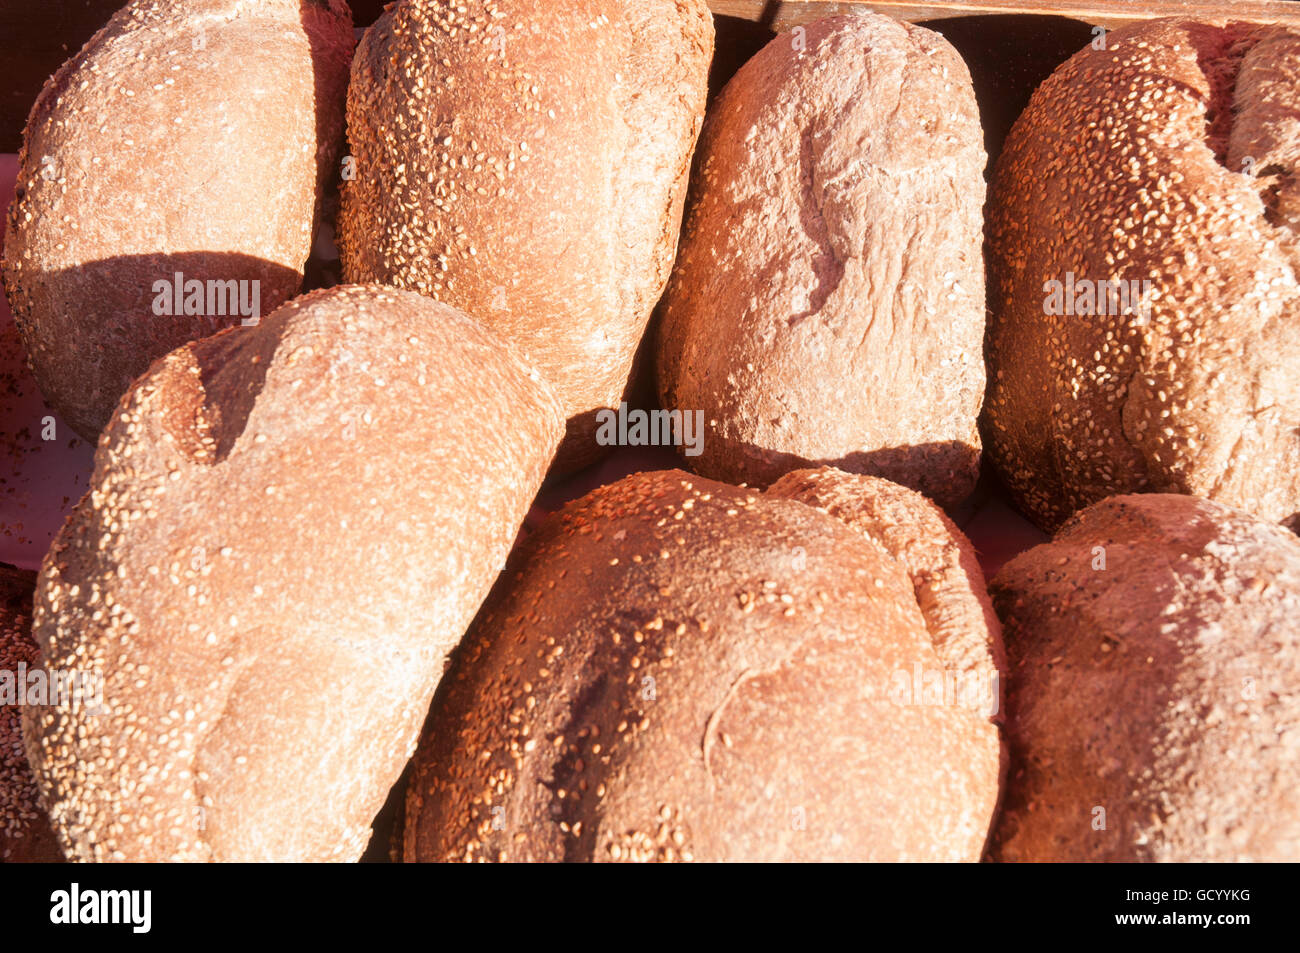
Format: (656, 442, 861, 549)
(22, 284, 565, 861)
(2, 0, 354, 439)
(405, 468, 1002, 862)
(656, 13, 988, 505)
(985, 19, 1300, 531)
(338, 0, 714, 473)
(990, 493, 1300, 861)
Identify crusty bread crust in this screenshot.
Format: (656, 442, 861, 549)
(1, 565, 62, 862)
(656, 13, 988, 506)
(1, 0, 354, 440)
(406, 468, 1001, 862)
(21, 284, 565, 861)
(986, 18, 1300, 532)
(768, 467, 1005, 703)
(990, 493, 1300, 861)
(338, 0, 714, 473)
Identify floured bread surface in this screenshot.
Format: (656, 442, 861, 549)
(657, 13, 987, 506)
(22, 284, 565, 861)
(406, 469, 1002, 862)
(990, 493, 1300, 862)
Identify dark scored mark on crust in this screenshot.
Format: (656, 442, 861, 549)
(158, 322, 275, 468)
(1256, 164, 1295, 229)
(792, 128, 846, 325)
(700, 665, 769, 787)
(545, 670, 610, 863)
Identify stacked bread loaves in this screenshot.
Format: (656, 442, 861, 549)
(2, 0, 355, 441)
(657, 12, 988, 506)
(6, 0, 1300, 869)
(405, 468, 1003, 862)
(986, 19, 1300, 532)
(990, 494, 1300, 861)
(22, 285, 564, 861)
(338, 0, 714, 473)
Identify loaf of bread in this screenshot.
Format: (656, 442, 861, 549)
(989, 493, 1300, 861)
(1, 564, 62, 862)
(986, 19, 1300, 531)
(337, 0, 713, 473)
(405, 468, 1002, 862)
(1, 0, 354, 440)
(22, 284, 565, 861)
(656, 12, 988, 506)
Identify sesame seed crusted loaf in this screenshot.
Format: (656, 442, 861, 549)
(655, 12, 988, 506)
(989, 493, 1300, 862)
(985, 18, 1300, 532)
(1, 0, 355, 442)
(337, 0, 714, 474)
(21, 284, 565, 861)
(405, 468, 1002, 862)
(1, 564, 62, 862)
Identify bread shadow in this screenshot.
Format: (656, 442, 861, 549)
(23, 252, 300, 442)
(819, 441, 982, 506)
(300, 0, 354, 250)
(159, 304, 287, 467)
(702, 437, 982, 511)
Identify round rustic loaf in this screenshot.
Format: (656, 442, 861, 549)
(337, 0, 714, 473)
(2, 0, 354, 440)
(989, 493, 1300, 861)
(656, 12, 988, 506)
(22, 284, 565, 862)
(405, 468, 1002, 862)
(985, 18, 1300, 532)
(1, 564, 62, 862)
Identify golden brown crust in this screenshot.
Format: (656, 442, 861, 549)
(986, 18, 1300, 532)
(1, 0, 354, 440)
(21, 284, 565, 861)
(768, 468, 1005, 705)
(405, 469, 1000, 862)
(989, 493, 1300, 861)
(656, 13, 987, 505)
(1, 565, 62, 862)
(337, 0, 714, 473)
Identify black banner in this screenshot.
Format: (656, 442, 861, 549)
(0, 862, 1279, 942)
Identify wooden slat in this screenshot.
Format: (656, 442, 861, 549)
(707, 0, 1300, 31)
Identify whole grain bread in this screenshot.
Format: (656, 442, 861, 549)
(21, 284, 565, 861)
(1, 564, 62, 862)
(989, 493, 1300, 861)
(1, 0, 354, 440)
(656, 13, 988, 506)
(405, 468, 1001, 862)
(985, 19, 1300, 532)
(768, 467, 1005, 704)
(337, 0, 714, 473)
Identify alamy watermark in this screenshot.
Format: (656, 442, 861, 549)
(152, 271, 261, 326)
(595, 402, 705, 457)
(1, 663, 105, 714)
(50, 883, 150, 933)
(1043, 271, 1156, 324)
(889, 663, 1000, 718)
